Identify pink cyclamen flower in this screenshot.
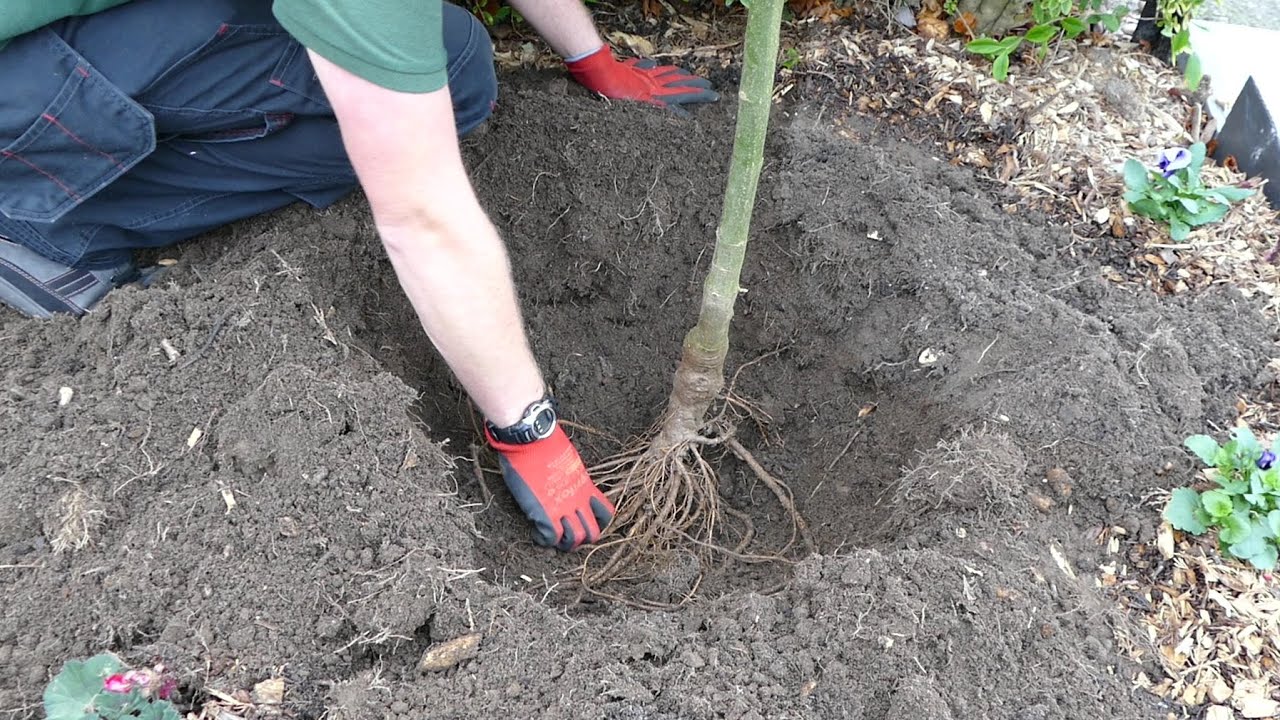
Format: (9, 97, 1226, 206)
(123, 669, 153, 688)
(103, 665, 176, 698)
(1156, 147, 1191, 178)
(103, 673, 133, 694)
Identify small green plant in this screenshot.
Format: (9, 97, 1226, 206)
(1122, 142, 1253, 241)
(781, 46, 802, 70)
(1164, 426, 1280, 571)
(1159, 0, 1212, 89)
(965, 0, 1126, 81)
(468, 1, 514, 26)
(44, 654, 180, 720)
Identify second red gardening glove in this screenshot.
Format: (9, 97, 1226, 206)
(487, 425, 615, 551)
(565, 44, 719, 110)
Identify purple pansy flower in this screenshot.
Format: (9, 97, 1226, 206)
(1156, 147, 1192, 178)
(1258, 450, 1275, 470)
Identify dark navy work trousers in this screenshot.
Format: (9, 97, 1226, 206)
(0, 0, 497, 269)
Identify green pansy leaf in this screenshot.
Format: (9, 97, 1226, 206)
(1187, 201, 1230, 226)
(1129, 198, 1165, 220)
(1245, 543, 1278, 570)
(1061, 16, 1087, 37)
(1227, 533, 1267, 563)
(1170, 218, 1190, 240)
(1269, 510, 1280, 537)
(1123, 159, 1151, 192)
(1216, 475, 1250, 495)
(1247, 474, 1267, 507)
(1232, 426, 1262, 459)
(1178, 196, 1200, 214)
(1165, 488, 1207, 534)
(1100, 12, 1122, 32)
(1201, 489, 1234, 520)
(1220, 511, 1254, 544)
(1184, 434, 1220, 465)
(1188, 142, 1207, 174)
(1231, 425, 1256, 446)
(1208, 186, 1254, 203)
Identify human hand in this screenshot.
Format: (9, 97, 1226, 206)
(566, 45, 719, 110)
(487, 425, 615, 551)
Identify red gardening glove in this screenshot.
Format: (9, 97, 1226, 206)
(487, 425, 615, 551)
(565, 44, 719, 110)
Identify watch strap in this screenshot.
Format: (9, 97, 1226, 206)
(486, 393, 559, 445)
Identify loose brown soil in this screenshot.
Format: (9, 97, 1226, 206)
(1, 70, 1270, 719)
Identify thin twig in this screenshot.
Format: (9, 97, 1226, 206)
(178, 309, 235, 370)
(825, 427, 864, 472)
(468, 443, 494, 511)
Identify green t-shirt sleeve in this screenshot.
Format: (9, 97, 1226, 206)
(0, 0, 134, 45)
(272, 0, 446, 93)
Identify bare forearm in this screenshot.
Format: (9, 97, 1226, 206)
(378, 206, 542, 423)
(508, 0, 602, 58)
(306, 52, 546, 427)
(379, 212, 545, 427)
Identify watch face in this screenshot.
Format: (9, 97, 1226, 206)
(531, 405, 556, 439)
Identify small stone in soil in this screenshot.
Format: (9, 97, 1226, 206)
(419, 633, 482, 673)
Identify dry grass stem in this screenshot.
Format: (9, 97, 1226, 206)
(49, 484, 105, 554)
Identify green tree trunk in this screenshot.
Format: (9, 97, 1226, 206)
(657, 0, 785, 447)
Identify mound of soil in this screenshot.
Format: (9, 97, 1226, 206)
(1, 71, 1268, 719)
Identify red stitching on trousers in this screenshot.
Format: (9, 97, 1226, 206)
(0, 150, 82, 201)
(75, 66, 89, 77)
(41, 114, 124, 169)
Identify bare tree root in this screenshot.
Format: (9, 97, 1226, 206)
(725, 437, 816, 555)
(581, 415, 813, 607)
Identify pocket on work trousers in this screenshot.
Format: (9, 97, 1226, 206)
(0, 28, 154, 224)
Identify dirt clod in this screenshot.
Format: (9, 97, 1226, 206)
(1046, 467, 1073, 498)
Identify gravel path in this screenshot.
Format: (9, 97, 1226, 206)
(1199, 0, 1280, 31)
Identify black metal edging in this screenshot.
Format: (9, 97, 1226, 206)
(1212, 77, 1280, 208)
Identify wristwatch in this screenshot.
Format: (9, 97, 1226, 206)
(486, 393, 559, 445)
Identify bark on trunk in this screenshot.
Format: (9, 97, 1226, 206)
(957, 0, 1032, 37)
